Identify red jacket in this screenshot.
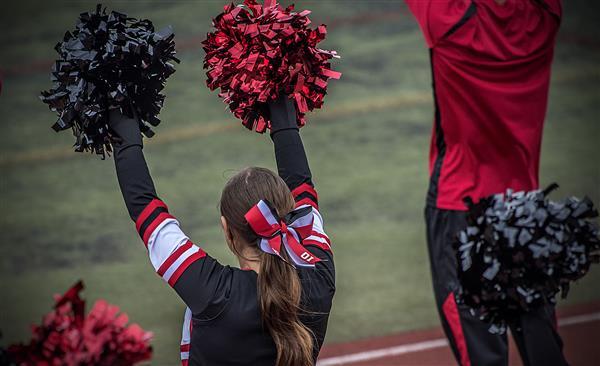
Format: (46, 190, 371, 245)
(406, 0, 562, 210)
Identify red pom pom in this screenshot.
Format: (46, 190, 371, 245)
(7, 281, 153, 365)
(203, 0, 341, 133)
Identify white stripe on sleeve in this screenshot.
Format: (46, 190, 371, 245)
(147, 219, 188, 271)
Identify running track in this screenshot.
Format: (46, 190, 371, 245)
(318, 301, 600, 365)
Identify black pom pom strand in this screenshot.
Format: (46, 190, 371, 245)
(455, 185, 599, 333)
(40, 4, 179, 157)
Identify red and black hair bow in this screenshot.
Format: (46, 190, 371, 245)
(244, 199, 320, 267)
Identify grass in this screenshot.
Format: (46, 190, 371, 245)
(1, 1, 599, 364)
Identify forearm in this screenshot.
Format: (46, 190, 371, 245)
(114, 145, 158, 221)
(271, 129, 313, 189)
(269, 94, 313, 190)
(110, 109, 158, 221)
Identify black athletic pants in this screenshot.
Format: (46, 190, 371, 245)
(425, 206, 568, 366)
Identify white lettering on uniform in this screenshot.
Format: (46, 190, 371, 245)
(301, 252, 314, 261)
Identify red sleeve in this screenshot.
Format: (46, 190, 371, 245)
(405, 0, 472, 47)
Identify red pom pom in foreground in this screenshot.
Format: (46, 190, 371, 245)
(7, 281, 153, 366)
(203, 0, 341, 133)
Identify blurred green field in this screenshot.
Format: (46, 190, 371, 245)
(1, 1, 599, 364)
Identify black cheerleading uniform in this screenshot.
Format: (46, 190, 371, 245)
(109, 95, 335, 366)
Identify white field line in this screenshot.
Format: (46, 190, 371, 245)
(317, 339, 448, 366)
(557, 311, 600, 327)
(317, 311, 600, 366)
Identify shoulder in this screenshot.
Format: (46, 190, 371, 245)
(192, 264, 253, 320)
(406, 0, 473, 47)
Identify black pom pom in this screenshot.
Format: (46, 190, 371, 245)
(40, 4, 180, 158)
(455, 185, 600, 333)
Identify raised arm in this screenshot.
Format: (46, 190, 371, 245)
(267, 95, 333, 263)
(110, 110, 226, 315)
(110, 109, 158, 221)
(268, 94, 318, 209)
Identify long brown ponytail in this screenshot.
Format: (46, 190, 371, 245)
(220, 167, 314, 366)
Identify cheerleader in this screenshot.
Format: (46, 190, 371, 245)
(108, 94, 334, 366)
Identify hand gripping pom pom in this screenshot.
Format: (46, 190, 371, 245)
(202, 0, 341, 133)
(5, 281, 153, 365)
(40, 4, 180, 158)
(455, 184, 600, 334)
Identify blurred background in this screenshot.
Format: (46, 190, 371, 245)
(0, 1, 599, 364)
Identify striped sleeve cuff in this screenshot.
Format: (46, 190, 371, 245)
(136, 199, 175, 246)
(292, 183, 318, 209)
(303, 230, 332, 252)
(180, 307, 192, 365)
(138, 199, 207, 286)
(156, 240, 207, 286)
(181, 345, 190, 366)
(291, 184, 331, 251)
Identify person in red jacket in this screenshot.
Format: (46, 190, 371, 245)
(405, 1, 567, 365)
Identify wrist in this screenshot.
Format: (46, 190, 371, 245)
(109, 108, 143, 150)
(268, 94, 298, 134)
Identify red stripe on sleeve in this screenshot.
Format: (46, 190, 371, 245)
(157, 241, 193, 276)
(136, 199, 168, 232)
(167, 250, 207, 287)
(310, 231, 331, 245)
(303, 240, 331, 251)
(182, 360, 189, 366)
(295, 197, 318, 209)
(442, 293, 471, 366)
(291, 183, 318, 201)
(142, 212, 176, 246)
(180, 344, 190, 352)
